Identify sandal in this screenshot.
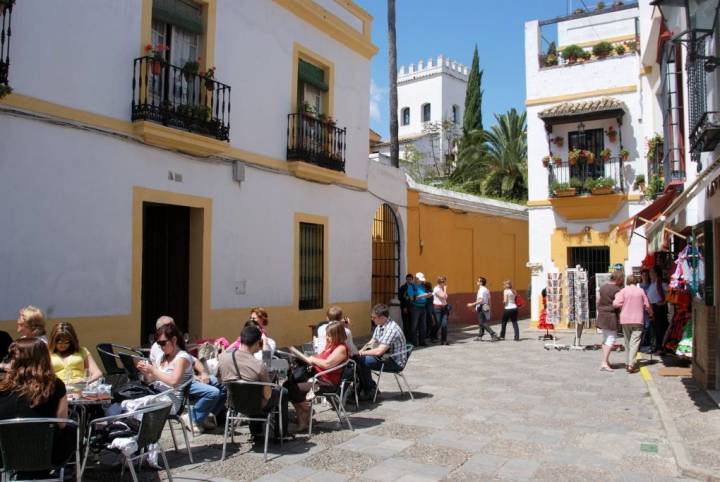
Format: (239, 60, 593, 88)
(599, 366, 614, 372)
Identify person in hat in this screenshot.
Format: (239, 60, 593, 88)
(404, 272, 432, 347)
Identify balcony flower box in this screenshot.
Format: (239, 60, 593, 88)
(551, 181, 577, 197)
(587, 177, 616, 195)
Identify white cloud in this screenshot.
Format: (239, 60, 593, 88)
(369, 78, 387, 122)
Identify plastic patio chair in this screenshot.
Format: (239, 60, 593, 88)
(222, 380, 284, 462)
(308, 360, 354, 436)
(372, 344, 415, 403)
(0, 417, 80, 482)
(80, 402, 173, 482)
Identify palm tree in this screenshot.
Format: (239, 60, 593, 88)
(452, 109, 527, 201)
(387, 0, 399, 168)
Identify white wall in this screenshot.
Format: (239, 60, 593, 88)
(558, 8, 638, 46)
(8, 0, 371, 182)
(0, 115, 399, 319)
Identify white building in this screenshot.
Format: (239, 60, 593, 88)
(374, 55, 467, 178)
(525, 3, 654, 327)
(0, 0, 409, 349)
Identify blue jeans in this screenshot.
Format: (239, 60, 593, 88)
(357, 355, 402, 393)
(433, 306, 449, 342)
(409, 305, 427, 346)
(190, 376, 226, 423)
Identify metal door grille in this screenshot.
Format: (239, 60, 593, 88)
(372, 204, 400, 307)
(661, 43, 685, 183)
(568, 246, 610, 322)
(688, 39, 707, 164)
(299, 222, 323, 310)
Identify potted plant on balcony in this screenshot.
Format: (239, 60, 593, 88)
(145, 43, 169, 75)
(182, 60, 200, 81)
(634, 174, 646, 192)
(626, 40, 637, 52)
(544, 42, 559, 67)
(587, 177, 616, 195)
(562, 44, 585, 64)
(193, 104, 212, 122)
(620, 148, 630, 161)
(592, 41, 614, 59)
(605, 126, 618, 142)
(203, 67, 216, 91)
(645, 175, 664, 200)
(302, 101, 316, 117)
(581, 149, 595, 164)
(542, 155, 552, 167)
(568, 148, 581, 166)
(551, 181, 576, 197)
(600, 148, 612, 161)
(551, 135, 564, 147)
(646, 133, 663, 163)
(0, 83, 11, 99)
(615, 44, 627, 55)
(570, 176, 585, 193)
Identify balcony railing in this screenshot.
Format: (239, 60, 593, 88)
(287, 113, 346, 172)
(0, 0, 14, 89)
(690, 111, 720, 153)
(131, 56, 231, 141)
(547, 157, 626, 197)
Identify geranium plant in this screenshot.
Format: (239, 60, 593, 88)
(202, 66, 216, 91)
(569, 148, 581, 166)
(551, 135, 564, 147)
(145, 43, 169, 75)
(620, 148, 630, 161)
(600, 148, 612, 161)
(581, 149, 595, 164)
(605, 126, 618, 142)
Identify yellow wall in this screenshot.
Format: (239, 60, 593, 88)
(406, 190, 530, 295)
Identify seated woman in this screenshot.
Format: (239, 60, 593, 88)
(136, 323, 194, 415)
(48, 322, 103, 384)
(0, 338, 76, 469)
(229, 319, 277, 360)
(285, 322, 349, 430)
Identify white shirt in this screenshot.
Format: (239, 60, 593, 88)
(432, 285, 448, 305)
(476, 286, 491, 306)
(316, 324, 358, 356)
(504, 289, 517, 309)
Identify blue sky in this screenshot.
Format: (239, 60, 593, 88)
(362, 0, 581, 138)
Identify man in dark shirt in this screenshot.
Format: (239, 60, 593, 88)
(398, 273, 414, 338)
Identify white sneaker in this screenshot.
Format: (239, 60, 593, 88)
(180, 412, 203, 433)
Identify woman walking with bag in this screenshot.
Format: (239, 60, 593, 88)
(499, 280, 520, 341)
(596, 272, 623, 372)
(432, 276, 450, 345)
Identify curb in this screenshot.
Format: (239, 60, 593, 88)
(641, 365, 720, 481)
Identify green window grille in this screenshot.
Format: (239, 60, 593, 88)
(153, 0, 203, 34)
(299, 222, 324, 310)
(298, 59, 328, 92)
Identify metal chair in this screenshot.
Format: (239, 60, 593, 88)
(340, 358, 360, 410)
(95, 343, 124, 376)
(147, 378, 194, 463)
(0, 417, 80, 482)
(308, 360, 354, 435)
(81, 402, 173, 482)
(222, 380, 284, 462)
(372, 344, 415, 403)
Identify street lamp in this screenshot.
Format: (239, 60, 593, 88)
(651, 0, 720, 69)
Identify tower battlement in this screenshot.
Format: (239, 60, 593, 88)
(398, 55, 469, 83)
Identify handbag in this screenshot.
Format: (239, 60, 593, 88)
(111, 379, 157, 403)
(482, 303, 491, 313)
(515, 294, 526, 309)
(290, 363, 314, 383)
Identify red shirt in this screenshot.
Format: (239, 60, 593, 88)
(314, 343, 348, 385)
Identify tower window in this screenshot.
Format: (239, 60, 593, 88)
(401, 107, 410, 125)
(422, 103, 431, 122)
(452, 105, 459, 124)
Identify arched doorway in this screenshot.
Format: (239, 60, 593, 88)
(372, 204, 400, 306)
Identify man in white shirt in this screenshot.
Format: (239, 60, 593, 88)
(315, 306, 358, 356)
(467, 277, 499, 342)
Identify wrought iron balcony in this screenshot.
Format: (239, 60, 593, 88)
(690, 111, 720, 153)
(547, 156, 626, 197)
(0, 0, 14, 90)
(131, 56, 231, 141)
(287, 113, 346, 172)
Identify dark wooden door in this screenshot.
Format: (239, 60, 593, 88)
(141, 203, 190, 344)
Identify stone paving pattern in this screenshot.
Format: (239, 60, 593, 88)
(84, 321, 716, 481)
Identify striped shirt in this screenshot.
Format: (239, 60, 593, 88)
(372, 319, 408, 368)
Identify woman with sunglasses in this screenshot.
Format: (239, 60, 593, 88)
(48, 322, 103, 384)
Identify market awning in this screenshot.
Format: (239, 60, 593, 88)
(614, 186, 681, 241)
(538, 97, 626, 128)
(645, 157, 720, 248)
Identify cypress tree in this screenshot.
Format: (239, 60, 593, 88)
(463, 46, 483, 136)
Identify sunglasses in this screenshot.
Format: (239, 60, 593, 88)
(156, 339, 170, 347)
(56, 339, 71, 345)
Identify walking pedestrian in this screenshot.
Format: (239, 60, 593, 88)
(432, 276, 450, 345)
(406, 273, 432, 347)
(613, 274, 653, 373)
(638, 269, 653, 352)
(398, 274, 414, 338)
(596, 271, 623, 372)
(468, 277, 499, 342)
(499, 280, 520, 341)
(648, 267, 669, 354)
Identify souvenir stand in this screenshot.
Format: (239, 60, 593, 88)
(566, 267, 589, 349)
(543, 272, 563, 348)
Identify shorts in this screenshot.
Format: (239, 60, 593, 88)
(601, 329, 616, 347)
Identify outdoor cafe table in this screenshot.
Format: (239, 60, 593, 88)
(68, 392, 112, 444)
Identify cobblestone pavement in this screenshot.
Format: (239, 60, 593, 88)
(84, 321, 708, 481)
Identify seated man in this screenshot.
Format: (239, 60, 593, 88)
(150, 316, 225, 433)
(218, 325, 288, 438)
(316, 306, 358, 356)
(357, 304, 408, 400)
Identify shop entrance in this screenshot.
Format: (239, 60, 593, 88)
(141, 203, 190, 344)
(568, 246, 610, 321)
(371, 204, 401, 306)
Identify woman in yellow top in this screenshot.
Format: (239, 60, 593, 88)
(48, 322, 102, 383)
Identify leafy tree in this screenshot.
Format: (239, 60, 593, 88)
(450, 109, 528, 202)
(463, 46, 483, 136)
